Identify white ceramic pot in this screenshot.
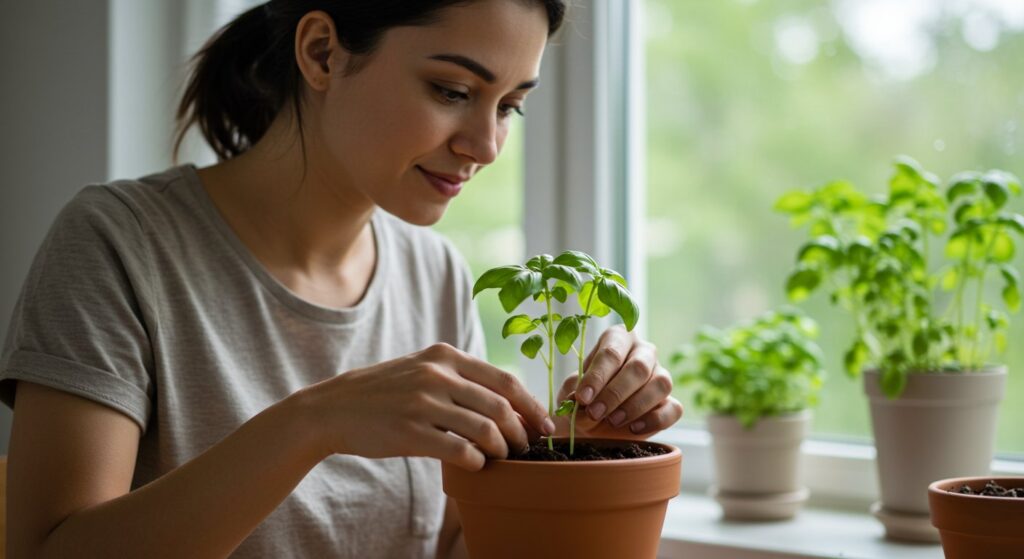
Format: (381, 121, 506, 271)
(706, 410, 811, 520)
(864, 367, 1006, 542)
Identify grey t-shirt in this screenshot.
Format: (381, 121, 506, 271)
(0, 164, 487, 558)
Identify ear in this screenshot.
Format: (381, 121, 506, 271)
(294, 10, 347, 93)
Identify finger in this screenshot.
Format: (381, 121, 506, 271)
(447, 350, 555, 436)
(581, 325, 628, 373)
(557, 374, 578, 402)
(417, 426, 487, 472)
(625, 397, 684, 436)
(585, 343, 657, 422)
(604, 366, 674, 428)
(425, 398, 510, 459)
(576, 329, 633, 406)
(449, 380, 530, 453)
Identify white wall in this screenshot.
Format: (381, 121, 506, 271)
(0, 0, 112, 453)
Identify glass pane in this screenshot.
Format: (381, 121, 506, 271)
(434, 122, 525, 374)
(643, 0, 1024, 453)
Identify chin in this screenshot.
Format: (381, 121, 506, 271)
(381, 201, 447, 227)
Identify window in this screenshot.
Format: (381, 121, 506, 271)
(643, 0, 1024, 455)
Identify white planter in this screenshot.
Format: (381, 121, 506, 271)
(864, 368, 1006, 542)
(706, 410, 811, 520)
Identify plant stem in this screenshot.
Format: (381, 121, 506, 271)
(568, 280, 599, 456)
(545, 289, 555, 451)
(969, 225, 1001, 367)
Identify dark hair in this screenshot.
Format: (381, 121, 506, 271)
(173, 0, 567, 162)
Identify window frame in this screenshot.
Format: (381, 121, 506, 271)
(521, 0, 1024, 508)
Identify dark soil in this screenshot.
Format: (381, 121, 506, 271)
(507, 439, 670, 462)
(950, 480, 1024, 498)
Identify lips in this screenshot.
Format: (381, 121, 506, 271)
(417, 166, 465, 198)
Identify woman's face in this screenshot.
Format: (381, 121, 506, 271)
(308, 0, 550, 226)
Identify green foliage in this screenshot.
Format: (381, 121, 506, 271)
(776, 157, 1023, 397)
(669, 307, 825, 428)
(473, 250, 639, 455)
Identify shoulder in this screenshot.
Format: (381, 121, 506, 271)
(52, 165, 189, 240)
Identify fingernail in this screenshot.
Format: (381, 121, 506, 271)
(629, 420, 646, 433)
(542, 417, 556, 435)
(579, 386, 594, 404)
(588, 402, 606, 421)
(609, 410, 626, 427)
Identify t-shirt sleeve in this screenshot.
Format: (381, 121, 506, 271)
(0, 186, 155, 432)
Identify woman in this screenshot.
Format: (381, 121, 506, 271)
(1, 1, 683, 557)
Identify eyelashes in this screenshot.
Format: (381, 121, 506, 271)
(431, 83, 525, 118)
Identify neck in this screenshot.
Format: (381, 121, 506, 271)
(195, 114, 377, 306)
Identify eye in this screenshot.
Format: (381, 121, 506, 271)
(432, 83, 469, 105)
(498, 103, 526, 119)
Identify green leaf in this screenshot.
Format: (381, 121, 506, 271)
(843, 341, 868, 377)
(525, 254, 553, 272)
(472, 265, 523, 298)
(501, 315, 537, 338)
(1004, 284, 1021, 312)
(946, 173, 980, 203)
(997, 214, 1024, 235)
(520, 334, 544, 359)
(785, 268, 821, 302)
(945, 234, 969, 260)
(797, 236, 841, 267)
(497, 270, 543, 313)
(601, 268, 629, 287)
(555, 315, 580, 354)
(552, 250, 600, 275)
(542, 264, 583, 291)
(774, 191, 814, 214)
(551, 286, 568, 303)
(984, 180, 1010, 209)
(990, 232, 1015, 262)
(880, 366, 907, 398)
(578, 280, 611, 317)
(555, 399, 576, 416)
(596, 278, 640, 331)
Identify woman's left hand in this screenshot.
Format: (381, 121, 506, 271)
(552, 325, 683, 439)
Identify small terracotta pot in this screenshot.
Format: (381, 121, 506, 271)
(442, 438, 682, 559)
(929, 476, 1024, 559)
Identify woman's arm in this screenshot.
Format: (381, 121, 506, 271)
(7, 344, 553, 559)
(7, 381, 323, 559)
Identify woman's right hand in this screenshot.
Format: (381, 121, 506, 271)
(290, 343, 555, 471)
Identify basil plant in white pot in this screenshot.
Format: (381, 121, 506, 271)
(671, 307, 825, 520)
(776, 156, 1023, 541)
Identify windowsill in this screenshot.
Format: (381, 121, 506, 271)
(658, 491, 943, 559)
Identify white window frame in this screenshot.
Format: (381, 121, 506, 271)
(521, 0, 1024, 509)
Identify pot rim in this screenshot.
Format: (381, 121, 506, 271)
(863, 365, 1007, 377)
(483, 438, 681, 469)
(928, 476, 1024, 502)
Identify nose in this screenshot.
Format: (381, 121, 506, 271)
(450, 110, 501, 165)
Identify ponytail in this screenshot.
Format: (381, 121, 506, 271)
(174, 4, 294, 161)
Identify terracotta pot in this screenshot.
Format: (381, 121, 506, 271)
(864, 368, 1006, 542)
(929, 476, 1024, 559)
(706, 410, 811, 520)
(441, 438, 681, 559)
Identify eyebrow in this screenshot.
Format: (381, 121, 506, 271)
(427, 54, 540, 90)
